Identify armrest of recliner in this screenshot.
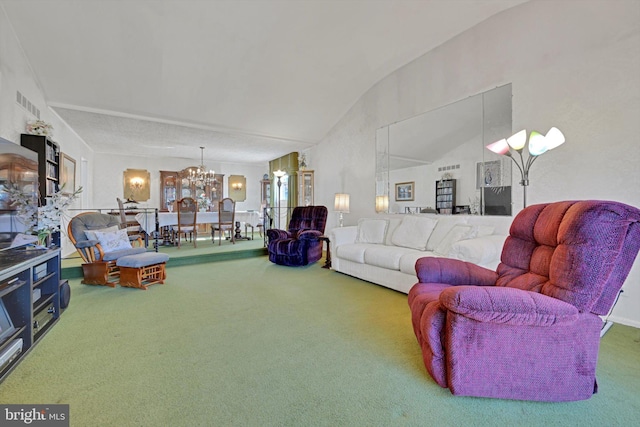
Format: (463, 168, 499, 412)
(415, 257, 498, 286)
(440, 285, 579, 326)
(296, 229, 322, 241)
(266, 229, 292, 241)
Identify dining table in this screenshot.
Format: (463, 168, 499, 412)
(135, 210, 261, 243)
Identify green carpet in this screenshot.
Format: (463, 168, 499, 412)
(1, 256, 639, 426)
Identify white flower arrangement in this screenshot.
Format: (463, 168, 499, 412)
(26, 120, 54, 136)
(4, 184, 82, 246)
(197, 195, 211, 210)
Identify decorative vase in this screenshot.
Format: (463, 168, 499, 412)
(37, 231, 52, 247)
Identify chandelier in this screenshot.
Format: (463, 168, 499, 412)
(184, 146, 215, 188)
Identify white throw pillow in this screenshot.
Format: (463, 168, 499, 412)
(391, 216, 438, 251)
(84, 225, 120, 242)
(467, 225, 495, 239)
(384, 217, 403, 246)
(94, 229, 132, 252)
(356, 219, 388, 244)
(434, 224, 473, 256)
(426, 216, 468, 251)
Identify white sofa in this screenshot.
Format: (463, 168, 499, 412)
(328, 214, 513, 294)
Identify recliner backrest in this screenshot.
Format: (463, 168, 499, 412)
(287, 206, 328, 235)
(69, 212, 121, 243)
(497, 200, 640, 314)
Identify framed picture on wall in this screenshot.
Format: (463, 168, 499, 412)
(395, 181, 414, 201)
(60, 153, 76, 195)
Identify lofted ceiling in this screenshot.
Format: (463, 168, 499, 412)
(1, 0, 527, 164)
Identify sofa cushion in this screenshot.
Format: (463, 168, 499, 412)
(384, 217, 403, 246)
(335, 243, 369, 264)
(391, 216, 438, 251)
(434, 224, 473, 256)
(449, 234, 508, 266)
(426, 216, 469, 251)
(364, 245, 417, 270)
(399, 251, 439, 275)
(356, 218, 388, 244)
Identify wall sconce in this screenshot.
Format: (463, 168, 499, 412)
(375, 195, 389, 213)
(334, 193, 350, 227)
(130, 177, 144, 190)
(123, 169, 150, 202)
(228, 175, 246, 202)
(486, 127, 565, 208)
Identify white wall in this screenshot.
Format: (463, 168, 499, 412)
(0, 7, 95, 257)
(311, 0, 640, 326)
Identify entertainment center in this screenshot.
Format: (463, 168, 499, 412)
(0, 248, 63, 382)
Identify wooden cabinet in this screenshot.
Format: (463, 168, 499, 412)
(0, 248, 61, 383)
(297, 170, 314, 206)
(436, 179, 456, 214)
(160, 170, 223, 212)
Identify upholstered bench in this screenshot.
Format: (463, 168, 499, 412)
(116, 252, 170, 290)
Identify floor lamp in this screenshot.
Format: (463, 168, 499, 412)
(486, 127, 565, 208)
(273, 170, 286, 229)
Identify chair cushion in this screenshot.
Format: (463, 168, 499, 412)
(85, 225, 120, 241)
(94, 229, 132, 253)
(117, 252, 170, 268)
(103, 246, 147, 261)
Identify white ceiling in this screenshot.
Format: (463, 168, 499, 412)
(1, 0, 527, 164)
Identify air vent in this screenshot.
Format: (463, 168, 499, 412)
(16, 91, 40, 119)
(438, 164, 460, 172)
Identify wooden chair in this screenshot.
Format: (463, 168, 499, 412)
(116, 197, 143, 239)
(212, 197, 235, 245)
(68, 212, 146, 286)
(171, 197, 197, 248)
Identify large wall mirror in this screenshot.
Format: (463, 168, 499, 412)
(376, 83, 512, 216)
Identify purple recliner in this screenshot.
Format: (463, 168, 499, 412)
(266, 205, 328, 266)
(408, 200, 640, 402)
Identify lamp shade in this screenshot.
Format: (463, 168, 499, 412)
(375, 195, 389, 213)
(527, 131, 548, 156)
(507, 129, 527, 151)
(545, 127, 566, 150)
(486, 138, 510, 155)
(273, 169, 286, 178)
(334, 193, 350, 213)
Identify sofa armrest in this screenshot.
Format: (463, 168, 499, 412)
(415, 257, 498, 286)
(328, 226, 357, 247)
(440, 285, 579, 326)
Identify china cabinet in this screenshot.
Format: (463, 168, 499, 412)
(260, 179, 271, 208)
(297, 170, 314, 206)
(160, 170, 223, 212)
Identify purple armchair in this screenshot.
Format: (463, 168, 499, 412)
(408, 200, 640, 402)
(266, 205, 328, 266)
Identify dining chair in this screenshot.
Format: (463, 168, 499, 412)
(212, 197, 236, 245)
(171, 197, 197, 248)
